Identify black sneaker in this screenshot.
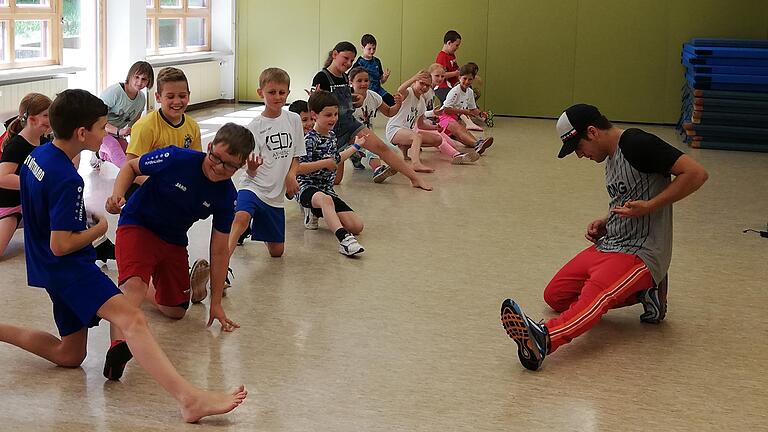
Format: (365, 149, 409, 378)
(237, 226, 251, 246)
(350, 151, 365, 170)
(94, 237, 116, 263)
(103, 340, 133, 381)
(638, 275, 668, 324)
(500, 299, 549, 371)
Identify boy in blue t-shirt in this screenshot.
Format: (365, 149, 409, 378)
(297, 91, 365, 256)
(0, 89, 247, 423)
(352, 33, 396, 106)
(105, 123, 254, 379)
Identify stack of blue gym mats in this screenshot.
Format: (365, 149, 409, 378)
(678, 38, 768, 152)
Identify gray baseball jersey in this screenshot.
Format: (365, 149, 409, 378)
(596, 128, 683, 284)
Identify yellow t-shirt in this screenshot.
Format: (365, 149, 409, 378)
(127, 109, 202, 157)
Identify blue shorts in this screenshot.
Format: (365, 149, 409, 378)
(235, 190, 285, 243)
(45, 267, 122, 337)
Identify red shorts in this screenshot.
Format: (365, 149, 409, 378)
(115, 225, 190, 307)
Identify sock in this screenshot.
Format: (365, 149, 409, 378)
(335, 228, 350, 242)
(110, 339, 125, 349)
(103, 339, 134, 381)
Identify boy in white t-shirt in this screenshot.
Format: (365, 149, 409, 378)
(386, 71, 479, 171)
(349, 67, 402, 179)
(228, 68, 306, 257)
(438, 64, 494, 155)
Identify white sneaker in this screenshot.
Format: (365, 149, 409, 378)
(189, 259, 210, 304)
(303, 207, 319, 230)
(474, 137, 494, 155)
(451, 150, 480, 165)
(339, 234, 364, 256)
(89, 152, 102, 170)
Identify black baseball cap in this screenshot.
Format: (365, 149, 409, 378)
(555, 104, 603, 158)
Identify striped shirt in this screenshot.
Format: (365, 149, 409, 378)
(597, 128, 683, 284)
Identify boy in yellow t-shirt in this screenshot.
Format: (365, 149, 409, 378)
(127, 67, 201, 159)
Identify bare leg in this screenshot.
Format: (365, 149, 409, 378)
(228, 211, 251, 256)
(0, 217, 19, 257)
(446, 122, 478, 147)
(265, 242, 284, 257)
(97, 295, 247, 423)
(391, 129, 434, 173)
(357, 128, 432, 191)
(0, 324, 88, 367)
(338, 211, 364, 235)
(311, 193, 343, 232)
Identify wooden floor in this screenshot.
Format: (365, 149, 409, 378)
(0, 109, 766, 431)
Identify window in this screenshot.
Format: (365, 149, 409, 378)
(146, 0, 209, 55)
(0, 0, 60, 69)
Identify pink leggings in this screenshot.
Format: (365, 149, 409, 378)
(414, 128, 460, 157)
(98, 135, 129, 168)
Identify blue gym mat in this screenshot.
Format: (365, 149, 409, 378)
(683, 45, 768, 59)
(682, 52, 768, 67)
(688, 38, 768, 49)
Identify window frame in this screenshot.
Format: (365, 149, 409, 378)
(146, 0, 210, 56)
(0, 0, 61, 70)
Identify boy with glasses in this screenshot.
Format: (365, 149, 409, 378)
(103, 123, 254, 380)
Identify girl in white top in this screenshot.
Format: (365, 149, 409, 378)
(386, 71, 479, 172)
(349, 67, 402, 173)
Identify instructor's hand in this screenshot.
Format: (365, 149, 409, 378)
(611, 200, 654, 218)
(585, 218, 607, 243)
(207, 303, 240, 332)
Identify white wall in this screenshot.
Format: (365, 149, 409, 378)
(212, 0, 235, 100)
(105, 0, 146, 87)
(103, 0, 232, 102)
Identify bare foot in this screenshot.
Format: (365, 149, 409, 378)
(413, 163, 435, 173)
(180, 385, 248, 423)
(411, 178, 433, 191)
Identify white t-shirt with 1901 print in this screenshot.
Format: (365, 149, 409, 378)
(239, 110, 306, 208)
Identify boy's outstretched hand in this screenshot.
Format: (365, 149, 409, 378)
(246, 152, 263, 177)
(207, 303, 240, 332)
(393, 92, 404, 105)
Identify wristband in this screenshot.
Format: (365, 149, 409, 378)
(352, 143, 362, 150)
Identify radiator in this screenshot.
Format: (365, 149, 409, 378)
(148, 60, 221, 110)
(0, 77, 69, 114)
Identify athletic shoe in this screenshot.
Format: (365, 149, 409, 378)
(94, 237, 115, 263)
(339, 234, 364, 256)
(89, 151, 102, 170)
(485, 110, 495, 128)
(303, 207, 319, 230)
(103, 340, 133, 381)
(451, 150, 480, 165)
(237, 226, 251, 245)
(189, 258, 210, 304)
(638, 275, 668, 324)
(350, 151, 366, 170)
(474, 137, 494, 155)
(500, 298, 549, 371)
(372, 165, 397, 184)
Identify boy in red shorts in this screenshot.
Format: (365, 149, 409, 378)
(104, 123, 254, 380)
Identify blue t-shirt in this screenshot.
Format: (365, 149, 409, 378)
(353, 56, 387, 96)
(297, 129, 339, 197)
(20, 143, 96, 289)
(118, 146, 237, 246)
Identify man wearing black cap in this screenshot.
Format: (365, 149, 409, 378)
(500, 104, 708, 371)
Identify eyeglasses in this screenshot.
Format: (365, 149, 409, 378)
(208, 152, 242, 172)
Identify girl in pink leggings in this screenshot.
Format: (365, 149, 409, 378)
(91, 61, 154, 169)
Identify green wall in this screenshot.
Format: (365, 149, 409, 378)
(237, 0, 768, 123)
